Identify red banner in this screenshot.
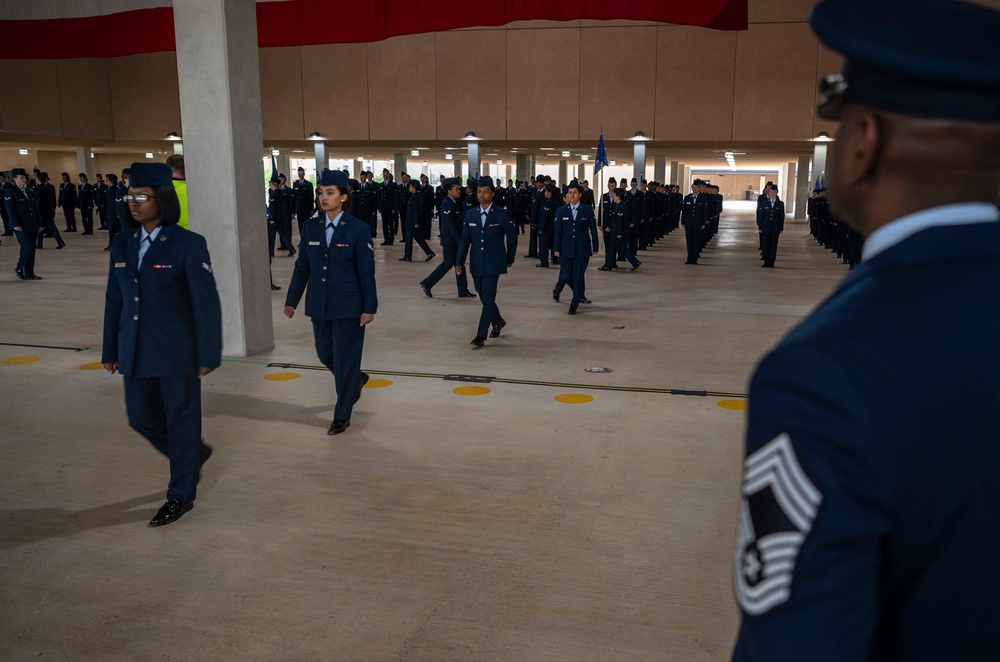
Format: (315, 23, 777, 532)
(0, 0, 747, 60)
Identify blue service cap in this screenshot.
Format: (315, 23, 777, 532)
(318, 169, 348, 187)
(810, 0, 1000, 121)
(10, 167, 27, 177)
(477, 175, 494, 189)
(128, 162, 172, 188)
(442, 177, 461, 188)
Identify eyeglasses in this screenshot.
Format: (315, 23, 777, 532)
(123, 194, 157, 203)
(817, 73, 848, 120)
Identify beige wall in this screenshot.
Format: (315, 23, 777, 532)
(0, 0, 840, 145)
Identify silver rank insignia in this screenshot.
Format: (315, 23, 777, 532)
(367, 243, 373, 251)
(202, 262, 212, 273)
(734, 432, 822, 615)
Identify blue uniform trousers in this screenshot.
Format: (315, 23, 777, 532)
(268, 219, 294, 255)
(761, 230, 780, 266)
(537, 232, 551, 266)
(123, 372, 203, 503)
(555, 256, 590, 309)
(14, 229, 38, 275)
(312, 317, 366, 421)
(420, 244, 469, 295)
(403, 224, 432, 260)
(684, 224, 700, 263)
(618, 240, 640, 268)
(471, 274, 502, 338)
(36, 217, 64, 248)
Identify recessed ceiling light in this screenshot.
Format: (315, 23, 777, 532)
(445, 154, 454, 160)
(145, 153, 154, 159)
(540, 147, 555, 150)
(561, 151, 570, 157)
(610, 160, 616, 166)
(410, 150, 419, 156)
(19, 149, 28, 155)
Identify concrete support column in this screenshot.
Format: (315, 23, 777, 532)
(632, 142, 647, 184)
(313, 142, 328, 179)
(393, 152, 407, 182)
(483, 163, 490, 176)
(795, 155, 811, 219)
(453, 159, 462, 178)
(467, 142, 480, 179)
(654, 155, 666, 184)
(76, 146, 95, 181)
(669, 161, 679, 185)
(785, 161, 798, 218)
(506, 165, 512, 183)
(558, 160, 568, 186)
(173, 0, 273, 356)
(679, 165, 689, 189)
(515, 154, 529, 182)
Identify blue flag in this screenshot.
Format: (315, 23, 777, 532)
(270, 152, 278, 182)
(814, 174, 825, 191)
(594, 133, 609, 175)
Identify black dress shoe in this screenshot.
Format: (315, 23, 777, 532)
(380, 242, 393, 246)
(536, 263, 549, 268)
(57, 244, 66, 249)
(424, 252, 436, 261)
(29, 275, 42, 280)
(459, 292, 477, 298)
(470, 336, 486, 348)
(354, 372, 370, 404)
(82, 231, 93, 235)
(271, 283, 281, 291)
(398, 257, 412, 262)
(631, 262, 641, 272)
(149, 498, 193, 527)
(287, 250, 296, 257)
(489, 320, 506, 338)
(523, 254, 537, 258)
(420, 284, 433, 297)
(552, 289, 560, 303)
(568, 308, 578, 315)
(597, 267, 611, 271)
(581, 297, 592, 304)
(15, 270, 25, 280)
(328, 419, 351, 435)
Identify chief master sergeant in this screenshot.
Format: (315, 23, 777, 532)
(284, 169, 378, 436)
(732, 0, 1000, 660)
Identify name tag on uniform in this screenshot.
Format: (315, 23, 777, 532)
(152, 264, 172, 269)
(308, 241, 321, 245)
(468, 223, 476, 226)
(114, 262, 126, 268)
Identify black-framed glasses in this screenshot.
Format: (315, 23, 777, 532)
(123, 194, 157, 203)
(817, 73, 848, 120)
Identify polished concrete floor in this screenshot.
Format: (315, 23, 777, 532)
(0, 211, 847, 661)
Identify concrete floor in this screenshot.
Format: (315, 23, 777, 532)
(0, 211, 846, 661)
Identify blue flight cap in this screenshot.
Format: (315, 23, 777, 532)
(128, 162, 172, 187)
(466, 178, 477, 188)
(318, 168, 348, 187)
(613, 187, 626, 198)
(442, 177, 461, 188)
(477, 175, 494, 189)
(269, 175, 280, 183)
(10, 167, 26, 177)
(122, 168, 131, 176)
(810, 0, 1000, 121)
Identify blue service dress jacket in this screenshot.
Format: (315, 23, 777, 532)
(439, 196, 462, 249)
(285, 212, 378, 320)
(732, 216, 1000, 661)
(456, 205, 518, 276)
(553, 204, 599, 257)
(681, 194, 706, 227)
(756, 199, 785, 232)
(4, 185, 38, 231)
(102, 224, 223, 377)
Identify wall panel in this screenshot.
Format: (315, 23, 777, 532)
(110, 52, 181, 141)
(435, 30, 507, 141)
(57, 59, 114, 140)
(580, 26, 657, 140)
(259, 47, 304, 141)
(301, 43, 370, 141)
(367, 33, 436, 140)
(0, 60, 63, 136)
(732, 23, 817, 141)
(654, 26, 737, 141)
(506, 28, 580, 141)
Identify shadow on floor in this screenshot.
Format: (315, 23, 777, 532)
(0, 491, 164, 549)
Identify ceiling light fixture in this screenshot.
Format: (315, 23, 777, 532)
(307, 131, 324, 140)
(411, 150, 420, 156)
(165, 132, 181, 141)
(19, 149, 28, 155)
(463, 131, 481, 141)
(445, 154, 454, 160)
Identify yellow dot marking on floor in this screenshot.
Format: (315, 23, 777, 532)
(555, 393, 595, 404)
(717, 399, 747, 411)
(263, 372, 301, 382)
(2, 356, 40, 365)
(453, 386, 491, 396)
(79, 362, 105, 370)
(365, 379, 393, 388)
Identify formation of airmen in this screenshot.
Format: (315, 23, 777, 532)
(807, 182, 863, 269)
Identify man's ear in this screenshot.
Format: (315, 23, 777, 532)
(841, 110, 885, 187)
